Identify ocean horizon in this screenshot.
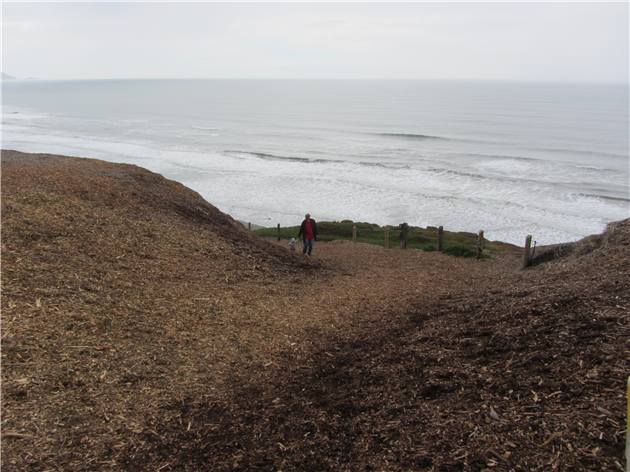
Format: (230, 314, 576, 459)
(2, 78, 628, 246)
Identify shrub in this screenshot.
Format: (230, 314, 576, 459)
(442, 245, 477, 258)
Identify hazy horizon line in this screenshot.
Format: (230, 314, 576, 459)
(3, 76, 629, 86)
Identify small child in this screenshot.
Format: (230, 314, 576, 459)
(288, 238, 297, 251)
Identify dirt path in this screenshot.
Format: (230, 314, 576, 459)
(130, 232, 629, 472)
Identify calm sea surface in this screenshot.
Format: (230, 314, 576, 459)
(2, 79, 628, 245)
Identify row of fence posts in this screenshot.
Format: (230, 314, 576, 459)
(353, 224, 488, 261)
(356, 224, 536, 269)
(251, 222, 535, 270)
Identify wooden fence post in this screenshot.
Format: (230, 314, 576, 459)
(248, 222, 252, 231)
(476, 230, 484, 260)
(385, 226, 389, 249)
(437, 226, 443, 252)
(277, 223, 281, 242)
(353, 226, 357, 243)
(400, 223, 409, 249)
(522, 235, 532, 269)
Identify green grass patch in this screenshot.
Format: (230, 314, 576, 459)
(442, 244, 488, 259)
(253, 220, 517, 258)
(254, 226, 301, 240)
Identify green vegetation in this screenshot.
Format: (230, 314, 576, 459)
(253, 220, 517, 258)
(442, 244, 488, 259)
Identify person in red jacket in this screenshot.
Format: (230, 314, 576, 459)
(297, 213, 318, 255)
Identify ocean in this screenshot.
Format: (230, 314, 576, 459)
(2, 79, 628, 246)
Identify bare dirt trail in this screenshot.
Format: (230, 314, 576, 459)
(149, 233, 628, 472)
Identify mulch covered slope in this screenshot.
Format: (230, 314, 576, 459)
(2, 150, 629, 471)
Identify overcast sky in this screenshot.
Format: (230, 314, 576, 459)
(2, 2, 628, 83)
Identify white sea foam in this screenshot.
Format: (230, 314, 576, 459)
(2, 79, 628, 246)
(2, 110, 50, 121)
(6, 124, 626, 246)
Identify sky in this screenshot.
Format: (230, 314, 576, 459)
(2, 2, 629, 84)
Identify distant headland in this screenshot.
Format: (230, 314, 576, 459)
(2, 73, 38, 80)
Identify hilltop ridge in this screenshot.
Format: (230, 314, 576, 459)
(2, 150, 628, 471)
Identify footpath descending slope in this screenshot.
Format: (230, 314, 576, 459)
(2, 150, 629, 471)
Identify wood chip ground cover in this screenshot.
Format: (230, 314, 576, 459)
(2, 150, 629, 471)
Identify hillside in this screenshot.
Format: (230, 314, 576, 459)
(2, 150, 629, 471)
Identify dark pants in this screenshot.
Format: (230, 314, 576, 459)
(303, 238, 315, 255)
